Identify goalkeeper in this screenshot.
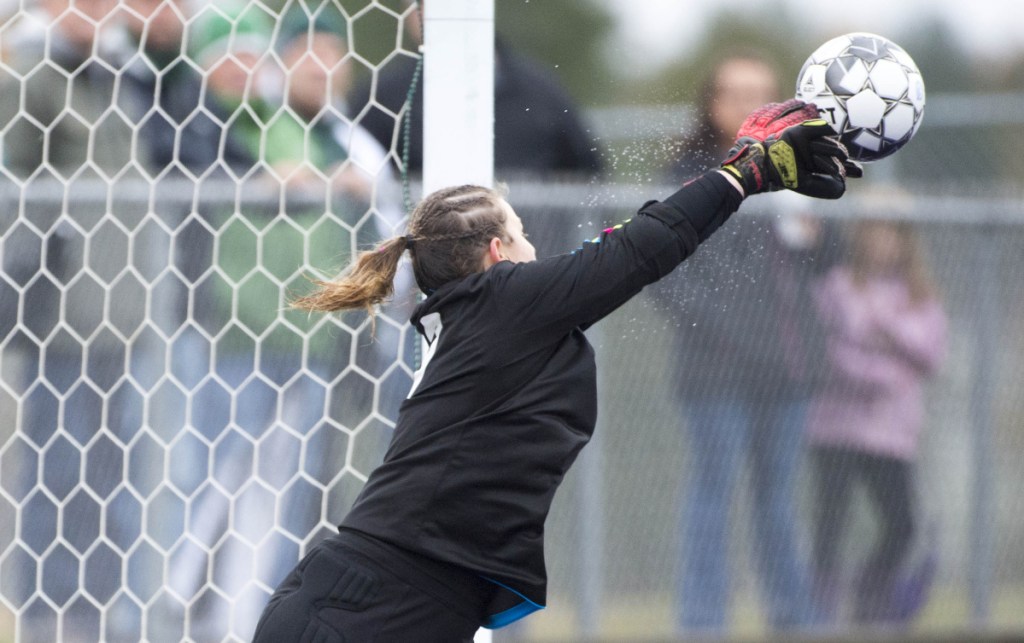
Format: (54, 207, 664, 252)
(252, 100, 861, 641)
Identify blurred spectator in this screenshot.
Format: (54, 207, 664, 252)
(347, 0, 603, 180)
(166, 1, 410, 638)
(0, 0, 143, 639)
(807, 215, 947, 626)
(164, 4, 283, 639)
(119, 0, 248, 176)
(0, 0, 132, 176)
(185, 0, 296, 175)
(665, 52, 781, 183)
(117, 2, 262, 638)
(649, 53, 833, 634)
(271, 0, 412, 304)
(272, 0, 416, 531)
(271, 0, 396, 202)
(118, 0, 247, 423)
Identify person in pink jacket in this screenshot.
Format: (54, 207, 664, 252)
(806, 217, 948, 626)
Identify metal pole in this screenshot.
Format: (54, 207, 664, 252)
(969, 226, 1001, 624)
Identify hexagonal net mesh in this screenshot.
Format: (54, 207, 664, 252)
(0, 1, 419, 640)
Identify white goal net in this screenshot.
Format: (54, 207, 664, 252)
(0, 0, 419, 640)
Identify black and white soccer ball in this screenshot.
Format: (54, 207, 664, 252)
(796, 33, 925, 162)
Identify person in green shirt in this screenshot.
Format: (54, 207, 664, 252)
(171, 2, 411, 638)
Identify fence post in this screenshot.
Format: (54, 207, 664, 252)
(969, 226, 1001, 624)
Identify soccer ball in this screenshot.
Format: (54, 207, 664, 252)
(796, 33, 925, 162)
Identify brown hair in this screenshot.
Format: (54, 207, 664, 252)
(849, 219, 937, 304)
(291, 184, 509, 313)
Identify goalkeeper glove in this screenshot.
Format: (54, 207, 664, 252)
(721, 99, 863, 199)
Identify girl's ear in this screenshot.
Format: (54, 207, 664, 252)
(485, 237, 506, 267)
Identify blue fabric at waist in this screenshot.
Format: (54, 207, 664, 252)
(333, 528, 545, 629)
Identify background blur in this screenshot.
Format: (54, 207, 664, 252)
(1, 1, 1022, 641)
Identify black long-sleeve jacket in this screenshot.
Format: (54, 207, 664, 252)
(341, 172, 743, 627)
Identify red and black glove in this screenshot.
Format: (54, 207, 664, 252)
(721, 99, 862, 199)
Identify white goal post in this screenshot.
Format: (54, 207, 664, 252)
(422, 0, 494, 194)
(422, 2, 495, 641)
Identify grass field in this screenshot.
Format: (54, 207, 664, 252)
(517, 584, 1024, 642)
(1, 584, 1022, 641)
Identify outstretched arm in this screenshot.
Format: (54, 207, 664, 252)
(492, 100, 861, 336)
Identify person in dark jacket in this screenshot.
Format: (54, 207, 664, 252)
(120, 0, 250, 176)
(251, 100, 859, 641)
(651, 54, 843, 634)
(347, 4, 602, 179)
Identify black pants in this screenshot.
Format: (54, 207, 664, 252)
(252, 530, 493, 642)
(811, 446, 915, 622)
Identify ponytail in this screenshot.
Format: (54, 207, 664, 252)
(292, 184, 508, 315)
(291, 235, 407, 313)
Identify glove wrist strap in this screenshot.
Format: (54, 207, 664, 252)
(721, 141, 769, 195)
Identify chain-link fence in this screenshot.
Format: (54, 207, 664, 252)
(497, 180, 1024, 641)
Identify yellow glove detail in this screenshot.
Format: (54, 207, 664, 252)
(767, 140, 799, 190)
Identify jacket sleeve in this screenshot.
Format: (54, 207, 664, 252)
(493, 171, 743, 337)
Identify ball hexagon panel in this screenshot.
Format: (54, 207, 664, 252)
(870, 58, 910, 100)
(883, 102, 918, 141)
(852, 129, 884, 154)
(846, 90, 887, 129)
(826, 57, 870, 95)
